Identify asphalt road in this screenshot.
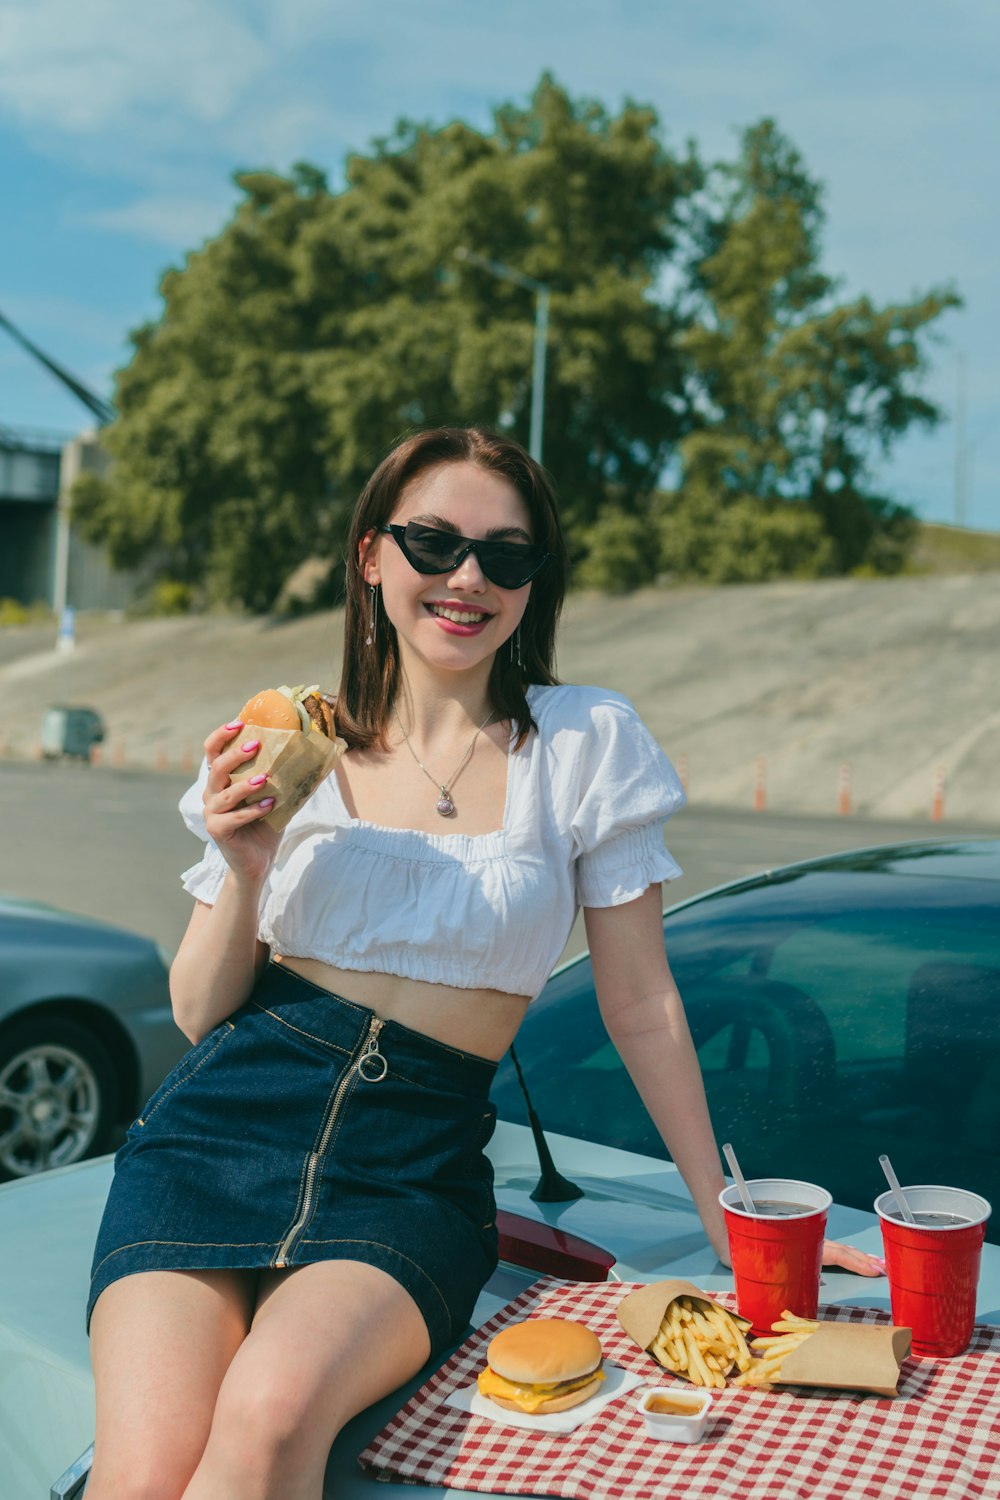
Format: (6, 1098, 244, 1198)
(0, 759, 988, 963)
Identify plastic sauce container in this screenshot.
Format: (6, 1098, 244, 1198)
(637, 1387, 712, 1443)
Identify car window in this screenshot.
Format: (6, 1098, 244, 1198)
(492, 869, 1000, 1241)
(762, 907, 1000, 1064)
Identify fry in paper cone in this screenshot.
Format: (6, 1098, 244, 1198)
(617, 1280, 753, 1389)
(231, 725, 346, 832)
(736, 1312, 912, 1397)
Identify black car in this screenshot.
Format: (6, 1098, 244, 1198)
(492, 839, 1000, 1242)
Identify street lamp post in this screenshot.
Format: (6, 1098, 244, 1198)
(454, 248, 550, 465)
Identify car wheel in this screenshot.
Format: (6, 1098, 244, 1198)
(0, 1016, 117, 1180)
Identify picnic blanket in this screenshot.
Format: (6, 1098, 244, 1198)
(357, 1276, 1000, 1500)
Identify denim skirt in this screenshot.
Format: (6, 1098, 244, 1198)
(88, 963, 500, 1357)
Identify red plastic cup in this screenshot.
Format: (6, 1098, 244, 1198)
(874, 1185, 991, 1358)
(720, 1178, 831, 1336)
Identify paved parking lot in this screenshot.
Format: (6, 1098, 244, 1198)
(0, 759, 985, 962)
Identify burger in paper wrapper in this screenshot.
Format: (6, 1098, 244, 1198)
(230, 684, 347, 832)
(618, 1280, 911, 1397)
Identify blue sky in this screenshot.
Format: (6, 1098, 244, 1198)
(1, 0, 997, 529)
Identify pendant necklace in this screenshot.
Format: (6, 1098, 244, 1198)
(394, 707, 495, 818)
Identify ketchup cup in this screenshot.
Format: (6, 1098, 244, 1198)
(720, 1178, 832, 1336)
(874, 1185, 991, 1357)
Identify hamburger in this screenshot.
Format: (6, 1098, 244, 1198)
(238, 683, 337, 739)
(229, 682, 346, 831)
(477, 1318, 605, 1414)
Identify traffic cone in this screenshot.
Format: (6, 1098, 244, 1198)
(156, 740, 168, 772)
(180, 743, 194, 774)
(677, 754, 689, 798)
(753, 757, 767, 812)
(838, 762, 852, 816)
(112, 739, 125, 769)
(931, 767, 945, 822)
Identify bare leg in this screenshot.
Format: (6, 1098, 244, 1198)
(183, 1260, 433, 1500)
(87, 1269, 257, 1500)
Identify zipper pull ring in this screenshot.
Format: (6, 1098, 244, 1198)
(356, 1019, 388, 1083)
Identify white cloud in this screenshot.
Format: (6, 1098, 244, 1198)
(79, 191, 239, 247)
(0, 0, 268, 132)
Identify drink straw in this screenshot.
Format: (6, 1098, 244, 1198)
(722, 1142, 756, 1213)
(879, 1153, 916, 1224)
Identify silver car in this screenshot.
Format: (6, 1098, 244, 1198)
(0, 896, 186, 1180)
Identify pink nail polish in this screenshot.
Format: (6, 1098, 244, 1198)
(258, 797, 275, 810)
(248, 774, 267, 787)
(225, 720, 244, 732)
(241, 740, 260, 753)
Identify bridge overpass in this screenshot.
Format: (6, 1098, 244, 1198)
(0, 423, 139, 610)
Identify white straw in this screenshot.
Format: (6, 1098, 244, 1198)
(879, 1153, 916, 1224)
(722, 1142, 756, 1213)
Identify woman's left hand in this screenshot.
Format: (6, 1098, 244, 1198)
(822, 1239, 886, 1277)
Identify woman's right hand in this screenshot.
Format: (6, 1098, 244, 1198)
(202, 722, 281, 884)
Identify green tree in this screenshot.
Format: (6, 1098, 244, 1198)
(666, 120, 957, 581)
(77, 92, 958, 606)
(77, 78, 697, 608)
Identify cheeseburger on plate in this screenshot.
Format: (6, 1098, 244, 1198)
(477, 1318, 605, 1414)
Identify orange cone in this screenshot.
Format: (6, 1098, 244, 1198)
(156, 740, 168, 772)
(838, 762, 852, 816)
(677, 754, 689, 798)
(931, 767, 945, 822)
(753, 756, 767, 812)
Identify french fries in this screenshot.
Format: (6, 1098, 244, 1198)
(731, 1310, 821, 1387)
(648, 1295, 753, 1389)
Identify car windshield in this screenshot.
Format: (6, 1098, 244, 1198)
(491, 866, 1000, 1240)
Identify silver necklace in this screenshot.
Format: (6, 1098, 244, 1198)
(394, 707, 495, 818)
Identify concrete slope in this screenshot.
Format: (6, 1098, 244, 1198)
(0, 574, 997, 824)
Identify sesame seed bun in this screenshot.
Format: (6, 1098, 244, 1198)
(238, 689, 301, 733)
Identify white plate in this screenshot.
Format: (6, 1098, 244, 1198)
(443, 1362, 645, 1434)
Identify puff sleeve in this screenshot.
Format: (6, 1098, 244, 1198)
(565, 691, 686, 908)
(176, 758, 230, 905)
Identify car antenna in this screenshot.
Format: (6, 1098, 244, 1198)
(508, 1044, 584, 1203)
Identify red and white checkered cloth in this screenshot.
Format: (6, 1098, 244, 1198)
(357, 1277, 1000, 1500)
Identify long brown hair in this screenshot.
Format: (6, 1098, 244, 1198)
(336, 427, 568, 751)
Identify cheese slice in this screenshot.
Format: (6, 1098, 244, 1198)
(477, 1365, 605, 1412)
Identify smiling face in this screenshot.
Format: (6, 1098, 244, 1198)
(362, 461, 534, 680)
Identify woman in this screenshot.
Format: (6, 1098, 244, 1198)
(87, 427, 877, 1500)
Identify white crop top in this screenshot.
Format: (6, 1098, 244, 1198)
(179, 683, 685, 999)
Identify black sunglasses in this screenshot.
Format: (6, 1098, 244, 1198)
(380, 522, 551, 590)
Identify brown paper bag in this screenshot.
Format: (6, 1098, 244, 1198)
(230, 725, 347, 832)
(617, 1280, 911, 1397)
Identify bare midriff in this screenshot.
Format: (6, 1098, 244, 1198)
(272, 954, 531, 1063)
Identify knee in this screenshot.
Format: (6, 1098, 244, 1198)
(207, 1370, 337, 1480)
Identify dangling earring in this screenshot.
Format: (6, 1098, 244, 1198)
(366, 583, 379, 647)
(510, 623, 523, 670)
